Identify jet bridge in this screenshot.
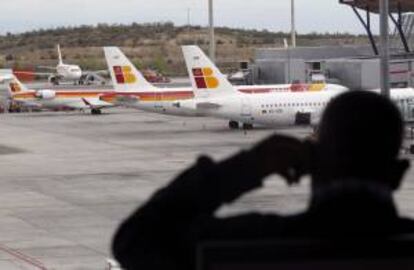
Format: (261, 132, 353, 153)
(340, 0, 414, 54)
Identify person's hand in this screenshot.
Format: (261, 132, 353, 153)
(250, 134, 312, 185)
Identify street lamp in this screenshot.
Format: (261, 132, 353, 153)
(291, 0, 296, 48)
(208, 0, 216, 62)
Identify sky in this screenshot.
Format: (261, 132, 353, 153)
(0, 0, 380, 35)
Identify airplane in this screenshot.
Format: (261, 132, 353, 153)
(14, 44, 106, 86)
(181, 45, 414, 129)
(101, 47, 348, 124)
(48, 44, 82, 85)
(2, 74, 113, 114)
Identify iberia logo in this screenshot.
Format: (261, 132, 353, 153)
(192, 68, 219, 89)
(113, 66, 137, 84)
(308, 83, 326, 92)
(9, 82, 22, 93)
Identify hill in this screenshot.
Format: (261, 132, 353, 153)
(0, 22, 371, 76)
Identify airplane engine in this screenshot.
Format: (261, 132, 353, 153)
(35, 89, 56, 100)
(295, 112, 311, 125)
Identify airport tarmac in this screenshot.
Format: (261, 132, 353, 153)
(1, 108, 414, 269)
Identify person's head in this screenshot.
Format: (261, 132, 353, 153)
(312, 90, 409, 191)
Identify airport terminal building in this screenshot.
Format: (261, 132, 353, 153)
(247, 0, 414, 91)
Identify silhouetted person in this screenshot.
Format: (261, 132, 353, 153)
(112, 91, 413, 270)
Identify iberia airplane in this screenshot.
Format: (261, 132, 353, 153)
(181, 45, 414, 129)
(2, 74, 113, 114)
(100, 47, 348, 122)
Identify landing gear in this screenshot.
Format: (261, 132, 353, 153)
(242, 123, 254, 130)
(91, 108, 102, 115)
(50, 77, 60, 85)
(229, 120, 239, 129)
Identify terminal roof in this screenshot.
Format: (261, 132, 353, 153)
(339, 0, 414, 13)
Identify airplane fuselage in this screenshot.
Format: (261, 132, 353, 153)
(11, 89, 109, 110)
(100, 84, 348, 117)
(192, 88, 414, 127)
(56, 64, 82, 81)
(196, 90, 339, 127)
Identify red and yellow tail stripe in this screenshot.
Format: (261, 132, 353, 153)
(113, 66, 137, 84)
(192, 68, 219, 89)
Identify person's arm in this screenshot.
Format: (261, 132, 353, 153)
(112, 135, 310, 269)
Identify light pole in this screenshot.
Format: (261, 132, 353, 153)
(284, 38, 291, 83)
(379, 0, 390, 97)
(291, 0, 296, 48)
(187, 8, 191, 42)
(208, 0, 216, 62)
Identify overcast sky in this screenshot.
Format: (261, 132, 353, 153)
(0, 0, 380, 34)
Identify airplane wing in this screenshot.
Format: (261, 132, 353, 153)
(80, 71, 108, 85)
(13, 71, 53, 77)
(98, 93, 139, 107)
(37, 66, 57, 71)
(83, 70, 109, 76)
(81, 98, 114, 109)
(196, 102, 222, 110)
(113, 95, 140, 104)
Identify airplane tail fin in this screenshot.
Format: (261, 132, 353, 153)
(57, 44, 63, 65)
(0, 74, 29, 96)
(181, 45, 238, 99)
(103, 47, 157, 92)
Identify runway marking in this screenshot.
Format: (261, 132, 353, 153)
(0, 243, 48, 270)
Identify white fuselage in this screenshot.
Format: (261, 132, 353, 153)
(195, 91, 339, 127)
(192, 88, 414, 127)
(107, 83, 348, 117)
(124, 98, 200, 117)
(56, 64, 82, 81)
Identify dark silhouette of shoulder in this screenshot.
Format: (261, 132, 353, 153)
(112, 91, 414, 269)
